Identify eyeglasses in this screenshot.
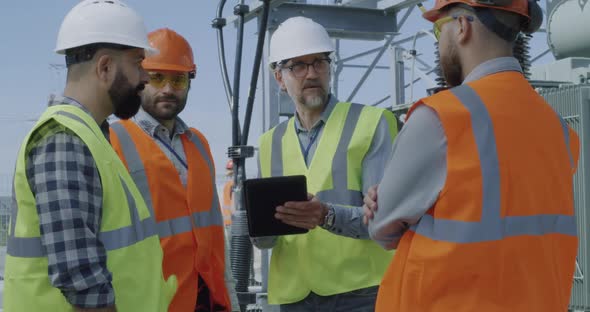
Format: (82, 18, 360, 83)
(433, 15, 474, 40)
(281, 58, 331, 78)
(148, 72, 190, 90)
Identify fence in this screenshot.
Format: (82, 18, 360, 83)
(540, 85, 590, 311)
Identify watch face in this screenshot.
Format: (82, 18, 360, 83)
(327, 215, 335, 227)
(325, 208, 335, 228)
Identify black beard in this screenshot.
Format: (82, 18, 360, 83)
(440, 42, 463, 88)
(142, 93, 187, 121)
(109, 70, 144, 120)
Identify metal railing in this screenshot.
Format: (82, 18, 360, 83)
(540, 85, 590, 311)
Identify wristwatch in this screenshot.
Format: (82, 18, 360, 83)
(322, 204, 336, 229)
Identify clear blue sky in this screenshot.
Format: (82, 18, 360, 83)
(0, 0, 555, 193)
(0, 0, 265, 183)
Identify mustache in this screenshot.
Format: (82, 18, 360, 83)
(155, 95, 179, 103)
(303, 81, 322, 89)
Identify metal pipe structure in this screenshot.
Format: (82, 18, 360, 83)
(339, 46, 382, 63)
(230, 0, 245, 198)
(342, 64, 390, 69)
(333, 39, 342, 98)
(408, 29, 437, 103)
(223, 1, 272, 310)
(213, 0, 243, 139)
(215, 0, 233, 107)
(397, 6, 414, 29)
(531, 48, 551, 63)
(228, 2, 252, 312)
(241, 0, 271, 147)
(347, 34, 396, 102)
(372, 63, 439, 107)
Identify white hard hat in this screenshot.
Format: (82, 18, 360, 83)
(269, 16, 334, 65)
(55, 0, 157, 55)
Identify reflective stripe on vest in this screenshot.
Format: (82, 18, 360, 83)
(7, 111, 158, 258)
(410, 84, 577, 243)
(110, 123, 223, 238)
(269, 104, 365, 207)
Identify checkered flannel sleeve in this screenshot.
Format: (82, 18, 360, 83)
(25, 122, 115, 308)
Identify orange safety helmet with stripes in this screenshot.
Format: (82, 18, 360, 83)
(143, 28, 197, 78)
(422, 0, 543, 35)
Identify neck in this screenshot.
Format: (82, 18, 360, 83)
(294, 97, 328, 130)
(295, 105, 324, 130)
(63, 82, 110, 124)
(160, 118, 176, 133)
(461, 45, 512, 82)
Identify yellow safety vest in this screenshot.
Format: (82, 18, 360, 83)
(258, 102, 397, 304)
(4, 105, 177, 312)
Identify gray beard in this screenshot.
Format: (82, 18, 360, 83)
(302, 95, 324, 110)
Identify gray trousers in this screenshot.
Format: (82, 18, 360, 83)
(280, 286, 378, 312)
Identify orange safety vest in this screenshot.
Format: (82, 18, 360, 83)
(110, 120, 231, 312)
(376, 72, 580, 312)
(222, 180, 233, 226)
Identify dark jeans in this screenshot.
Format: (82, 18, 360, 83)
(195, 274, 228, 312)
(280, 286, 379, 312)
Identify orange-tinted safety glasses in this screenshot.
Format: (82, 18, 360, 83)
(148, 72, 190, 90)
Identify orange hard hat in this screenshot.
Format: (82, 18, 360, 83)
(226, 159, 233, 170)
(422, 0, 530, 22)
(142, 28, 196, 78)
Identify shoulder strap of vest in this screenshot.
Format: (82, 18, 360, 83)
(259, 119, 290, 178)
(186, 128, 215, 178)
(110, 121, 156, 218)
(110, 121, 146, 173)
(184, 129, 224, 228)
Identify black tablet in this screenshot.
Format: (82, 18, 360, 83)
(243, 175, 309, 237)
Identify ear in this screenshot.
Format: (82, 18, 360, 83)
(274, 70, 287, 92)
(456, 15, 472, 44)
(522, 0, 543, 34)
(95, 53, 114, 83)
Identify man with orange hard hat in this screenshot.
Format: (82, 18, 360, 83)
(109, 28, 239, 312)
(363, 0, 580, 311)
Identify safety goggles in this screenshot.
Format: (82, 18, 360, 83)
(433, 15, 474, 40)
(148, 72, 190, 90)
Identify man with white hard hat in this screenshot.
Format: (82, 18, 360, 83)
(253, 16, 398, 311)
(4, 1, 176, 311)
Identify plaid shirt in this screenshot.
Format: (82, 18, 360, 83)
(24, 95, 114, 308)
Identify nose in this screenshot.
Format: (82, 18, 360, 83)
(305, 64, 320, 79)
(161, 81, 174, 94)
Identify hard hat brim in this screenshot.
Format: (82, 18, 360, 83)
(423, 8, 443, 22)
(55, 39, 159, 56)
(269, 49, 334, 66)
